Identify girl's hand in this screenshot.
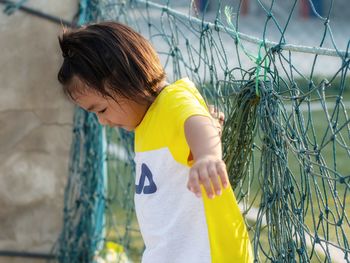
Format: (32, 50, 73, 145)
(187, 155, 229, 199)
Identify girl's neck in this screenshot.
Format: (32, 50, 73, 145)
(157, 80, 170, 93)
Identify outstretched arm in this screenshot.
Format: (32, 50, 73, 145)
(184, 115, 229, 199)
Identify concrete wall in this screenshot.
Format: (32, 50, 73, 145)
(0, 1, 78, 262)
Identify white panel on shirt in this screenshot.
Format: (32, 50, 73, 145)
(134, 148, 211, 263)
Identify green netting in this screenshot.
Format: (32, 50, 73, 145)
(54, 0, 350, 262)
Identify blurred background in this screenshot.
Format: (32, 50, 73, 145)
(0, 0, 349, 263)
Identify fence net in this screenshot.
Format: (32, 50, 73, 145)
(54, 0, 350, 262)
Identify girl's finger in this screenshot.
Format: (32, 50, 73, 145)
(188, 168, 201, 197)
(207, 163, 222, 196)
(208, 104, 215, 114)
(216, 161, 229, 189)
(218, 112, 225, 126)
(198, 166, 214, 199)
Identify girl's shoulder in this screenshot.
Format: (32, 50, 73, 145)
(157, 77, 203, 105)
(161, 77, 197, 94)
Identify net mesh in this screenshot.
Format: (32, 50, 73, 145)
(54, 0, 350, 262)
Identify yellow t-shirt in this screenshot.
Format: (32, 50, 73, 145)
(134, 78, 253, 263)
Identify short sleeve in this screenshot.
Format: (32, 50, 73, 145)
(161, 82, 212, 166)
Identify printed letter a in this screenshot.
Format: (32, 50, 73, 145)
(135, 163, 157, 194)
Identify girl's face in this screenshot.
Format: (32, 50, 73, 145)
(74, 89, 149, 131)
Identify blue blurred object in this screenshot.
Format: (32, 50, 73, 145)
(195, 0, 209, 13)
(310, 0, 323, 17)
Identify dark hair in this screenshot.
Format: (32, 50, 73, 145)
(57, 21, 166, 103)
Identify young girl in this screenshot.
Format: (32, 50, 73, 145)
(58, 21, 253, 263)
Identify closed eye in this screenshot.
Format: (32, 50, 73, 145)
(98, 108, 107, 114)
